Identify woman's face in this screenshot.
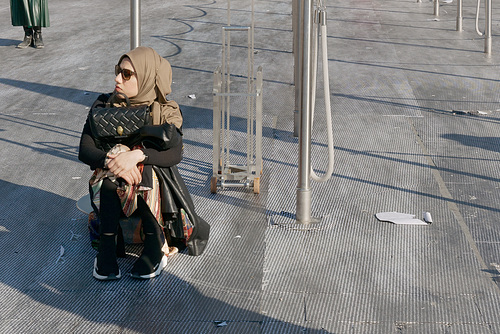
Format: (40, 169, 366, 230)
(114, 57, 139, 98)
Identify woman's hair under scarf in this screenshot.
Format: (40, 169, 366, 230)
(114, 46, 183, 129)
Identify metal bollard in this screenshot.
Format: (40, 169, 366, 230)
(130, 0, 141, 50)
(475, 0, 493, 54)
(456, 0, 463, 31)
(293, 0, 301, 137)
(485, 0, 492, 54)
(434, 0, 439, 17)
(296, 0, 313, 224)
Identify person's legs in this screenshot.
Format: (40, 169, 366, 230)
(130, 196, 167, 279)
(93, 178, 122, 280)
(17, 26, 32, 49)
(33, 26, 44, 49)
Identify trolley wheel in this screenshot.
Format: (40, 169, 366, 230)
(210, 177, 218, 194)
(253, 177, 260, 194)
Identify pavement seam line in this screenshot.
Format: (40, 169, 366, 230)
(407, 118, 495, 278)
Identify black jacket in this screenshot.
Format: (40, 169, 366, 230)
(128, 115, 210, 256)
(154, 165, 210, 256)
(139, 121, 210, 256)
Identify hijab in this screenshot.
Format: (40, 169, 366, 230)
(114, 46, 183, 129)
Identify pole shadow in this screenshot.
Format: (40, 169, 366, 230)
(0, 179, 329, 333)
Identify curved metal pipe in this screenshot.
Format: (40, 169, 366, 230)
(476, 0, 483, 36)
(310, 7, 334, 183)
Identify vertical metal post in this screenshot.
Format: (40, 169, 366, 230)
(296, 0, 313, 224)
(434, 0, 439, 17)
(293, 0, 301, 137)
(130, 0, 141, 50)
(485, 0, 492, 54)
(456, 0, 463, 31)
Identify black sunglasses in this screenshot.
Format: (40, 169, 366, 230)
(115, 65, 136, 81)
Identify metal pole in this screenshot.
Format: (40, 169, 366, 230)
(130, 0, 141, 50)
(434, 0, 439, 17)
(456, 0, 463, 31)
(296, 0, 313, 224)
(293, 0, 301, 137)
(485, 0, 492, 54)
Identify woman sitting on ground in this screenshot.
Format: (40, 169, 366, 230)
(78, 46, 185, 280)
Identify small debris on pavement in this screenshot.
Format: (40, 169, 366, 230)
(56, 245, 65, 263)
(375, 212, 428, 225)
(423, 212, 433, 224)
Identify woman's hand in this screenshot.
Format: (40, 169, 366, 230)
(106, 149, 146, 185)
(117, 166, 143, 185)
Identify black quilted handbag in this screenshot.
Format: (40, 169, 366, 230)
(89, 93, 151, 151)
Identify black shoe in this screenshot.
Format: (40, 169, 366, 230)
(17, 35, 32, 49)
(33, 27, 44, 49)
(93, 257, 121, 281)
(130, 254, 167, 279)
(93, 235, 121, 281)
(17, 26, 33, 49)
(131, 230, 167, 279)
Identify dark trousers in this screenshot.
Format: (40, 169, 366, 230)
(98, 178, 162, 237)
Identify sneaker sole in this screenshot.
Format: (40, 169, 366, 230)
(130, 255, 168, 279)
(93, 258, 121, 281)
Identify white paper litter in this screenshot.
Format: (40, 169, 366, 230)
(56, 245, 65, 263)
(188, 94, 196, 99)
(375, 212, 428, 225)
(70, 230, 82, 240)
(215, 321, 227, 327)
(423, 212, 433, 224)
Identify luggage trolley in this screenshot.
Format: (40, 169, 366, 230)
(211, 1, 263, 194)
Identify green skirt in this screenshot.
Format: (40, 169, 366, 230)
(10, 0, 50, 27)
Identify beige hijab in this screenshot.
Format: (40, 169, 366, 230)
(114, 46, 182, 129)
